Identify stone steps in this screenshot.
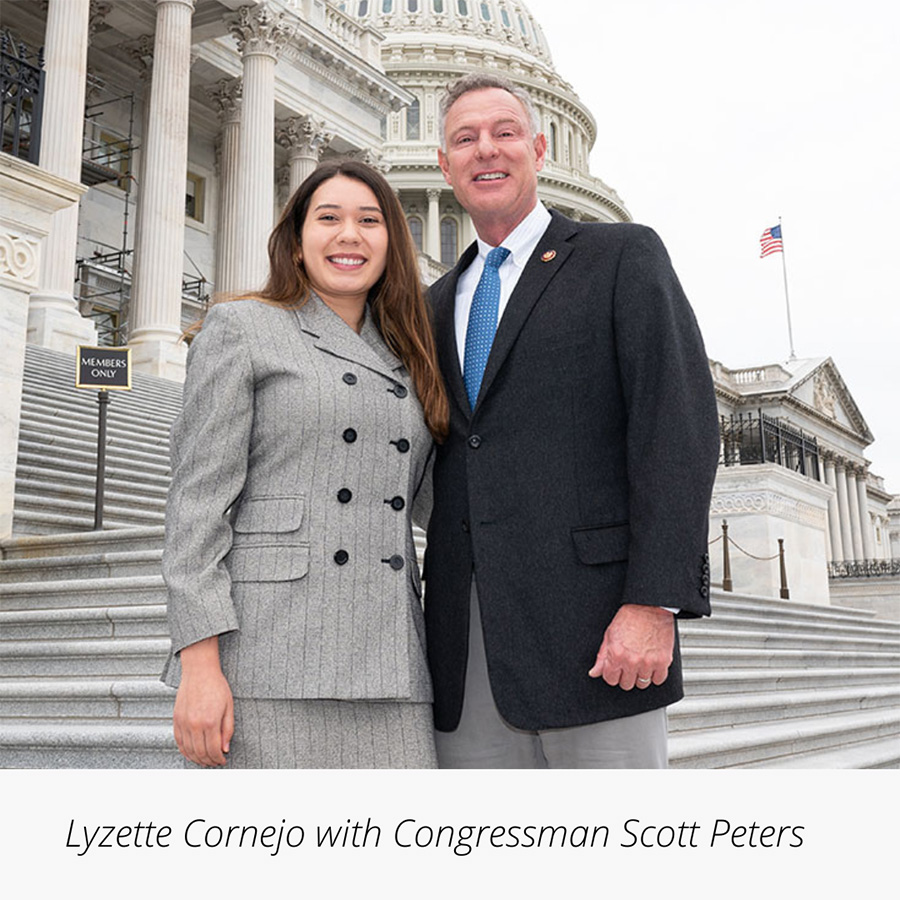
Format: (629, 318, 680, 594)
(0, 721, 179, 768)
(669, 707, 900, 769)
(2, 344, 898, 768)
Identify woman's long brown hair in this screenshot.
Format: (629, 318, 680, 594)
(206, 159, 448, 442)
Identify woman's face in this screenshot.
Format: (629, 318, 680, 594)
(298, 174, 389, 311)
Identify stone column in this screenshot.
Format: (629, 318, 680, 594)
(845, 467, 865, 562)
(229, 5, 295, 292)
(823, 456, 844, 563)
(855, 469, 875, 560)
(276, 115, 333, 195)
(27, 0, 98, 352)
(1, 157, 85, 538)
(128, 0, 195, 380)
(835, 462, 855, 562)
(426, 188, 441, 261)
(207, 78, 242, 296)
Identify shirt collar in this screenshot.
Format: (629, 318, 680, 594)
(474, 201, 552, 270)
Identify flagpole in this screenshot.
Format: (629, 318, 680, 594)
(779, 215, 796, 361)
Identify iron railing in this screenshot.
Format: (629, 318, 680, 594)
(1, 32, 44, 164)
(719, 409, 820, 479)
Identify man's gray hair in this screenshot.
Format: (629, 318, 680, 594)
(438, 72, 542, 150)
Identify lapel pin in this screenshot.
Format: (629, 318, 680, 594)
(541, 250, 556, 262)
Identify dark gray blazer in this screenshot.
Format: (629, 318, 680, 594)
(161, 297, 433, 702)
(425, 212, 720, 731)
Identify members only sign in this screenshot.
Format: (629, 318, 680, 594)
(76, 346, 132, 390)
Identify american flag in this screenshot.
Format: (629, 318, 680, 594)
(759, 225, 783, 258)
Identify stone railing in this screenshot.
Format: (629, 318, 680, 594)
(828, 559, 900, 578)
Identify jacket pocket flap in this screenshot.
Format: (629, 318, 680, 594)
(572, 523, 630, 564)
(233, 495, 305, 533)
(228, 542, 310, 582)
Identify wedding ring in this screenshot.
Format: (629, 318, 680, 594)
(637, 677, 651, 684)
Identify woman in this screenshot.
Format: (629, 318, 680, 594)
(161, 160, 448, 768)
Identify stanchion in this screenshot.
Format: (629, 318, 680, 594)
(778, 538, 790, 599)
(721, 519, 733, 592)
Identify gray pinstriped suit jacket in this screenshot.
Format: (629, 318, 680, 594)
(161, 296, 434, 701)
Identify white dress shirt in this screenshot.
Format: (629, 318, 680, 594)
(453, 201, 552, 370)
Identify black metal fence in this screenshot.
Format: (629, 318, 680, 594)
(828, 559, 900, 578)
(1, 32, 44, 164)
(719, 409, 820, 479)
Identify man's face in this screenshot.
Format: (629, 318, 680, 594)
(438, 88, 547, 241)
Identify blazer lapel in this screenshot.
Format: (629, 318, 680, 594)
(295, 293, 401, 378)
(432, 241, 478, 418)
(476, 212, 578, 405)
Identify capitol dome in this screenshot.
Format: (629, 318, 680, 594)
(338, 0, 631, 274)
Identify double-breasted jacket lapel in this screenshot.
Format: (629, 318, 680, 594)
(294, 293, 404, 380)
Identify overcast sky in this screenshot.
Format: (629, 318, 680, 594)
(524, 0, 899, 492)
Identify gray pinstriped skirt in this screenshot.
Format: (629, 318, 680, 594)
(185, 698, 437, 769)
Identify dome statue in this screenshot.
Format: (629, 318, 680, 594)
(340, 0, 631, 275)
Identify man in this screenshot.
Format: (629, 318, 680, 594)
(424, 73, 721, 768)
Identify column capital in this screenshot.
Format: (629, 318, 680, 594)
(88, 1, 112, 43)
(207, 77, 243, 125)
(125, 34, 155, 81)
(229, 4, 295, 60)
(345, 147, 391, 173)
(426, 188, 442, 203)
(276, 115, 333, 158)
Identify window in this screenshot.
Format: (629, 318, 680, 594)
(185, 172, 205, 223)
(406, 98, 420, 140)
(407, 216, 423, 252)
(407, 0, 418, 10)
(440, 217, 458, 266)
(518, 13, 527, 35)
(358, 0, 369, 15)
(433, 0, 444, 11)
(480, 2, 491, 21)
(549, 122, 558, 161)
(501, 7, 511, 28)
(457, 0, 468, 15)
(382, 0, 393, 12)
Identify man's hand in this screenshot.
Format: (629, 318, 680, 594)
(173, 637, 234, 766)
(588, 604, 675, 690)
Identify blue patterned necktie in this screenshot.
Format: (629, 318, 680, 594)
(464, 246, 510, 409)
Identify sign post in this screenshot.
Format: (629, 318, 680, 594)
(75, 346, 132, 529)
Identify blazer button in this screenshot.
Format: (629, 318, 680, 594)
(342, 428, 357, 443)
(391, 439, 410, 453)
(388, 555, 404, 570)
(334, 550, 349, 565)
(386, 496, 405, 511)
(468, 434, 482, 449)
(461, 519, 469, 533)
(337, 488, 353, 503)
(342, 372, 358, 385)
(390, 383, 408, 398)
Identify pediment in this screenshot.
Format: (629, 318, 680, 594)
(787, 358, 873, 443)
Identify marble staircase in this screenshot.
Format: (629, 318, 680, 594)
(1, 345, 898, 768)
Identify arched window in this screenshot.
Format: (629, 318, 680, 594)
(518, 13, 527, 35)
(457, 0, 469, 16)
(382, 0, 393, 13)
(407, 0, 418, 11)
(433, 0, 444, 11)
(549, 122, 558, 161)
(500, 7, 511, 28)
(567, 132, 573, 166)
(440, 217, 458, 266)
(480, 2, 491, 21)
(358, 0, 369, 15)
(406, 99, 420, 140)
(407, 216, 423, 252)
